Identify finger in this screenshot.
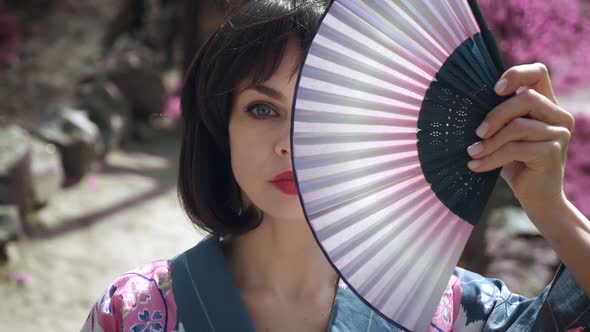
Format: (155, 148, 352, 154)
(476, 89, 575, 139)
(467, 141, 565, 173)
(494, 63, 557, 104)
(467, 117, 571, 159)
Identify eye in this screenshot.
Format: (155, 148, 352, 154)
(246, 103, 279, 119)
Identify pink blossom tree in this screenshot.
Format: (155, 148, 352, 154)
(0, 0, 80, 69)
(564, 112, 590, 217)
(479, 1, 590, 217)
(480, 0, 590, 93)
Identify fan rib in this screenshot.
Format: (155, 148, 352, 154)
(305, 162, 422, 216)
(432, 1, 470, 42)
(299, 77, 421, 110)
(294, 144, 417, 170)
(395, 0, 458, 53)
(293, 143, 417, 170)
(337, 0, 447, 62)
(423, 1, 466, 47)
(336, 192, 440, 291)
(310, 42, 428, 93)
(449, 0, 480, 35)
(399, 220, 470, 329)
(293, 131, 416, 145)
(295, 109, 417, 127)
(332, 1, 443, 70)
(328, 187, 433, 264)
(381, 214, 470, 331)
(299, 156, 419, 194)
(307, 168, 422, 224)
(319, 21, 435, 81)
(472, 35, 500, 83)
(456, 41, 495, 87)
(364, 0, 450, 58)
(315, 176, 427, 241)
(297, 87, 419, 118)
(441, 43, 495, 92)
(302, 66, 422, 107)
(448, 4, 474, 39)
(362, 209, 453, 323)
(371, 208, 455, 309)
(350, 200, 449, 294)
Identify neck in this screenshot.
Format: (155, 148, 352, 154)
(223, 216, 338, 301)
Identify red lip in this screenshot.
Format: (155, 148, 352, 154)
(272, 179, 297, 195)
(271, 170, 297, 195)
(272, 170, 294, 182)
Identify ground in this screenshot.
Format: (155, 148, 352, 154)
(0, 2, 202, 329)
(1, 1, 589, 330)
(0, 130, 203, 331)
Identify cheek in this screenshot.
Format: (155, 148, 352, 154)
(229, 119, 268, 162)
(229, 123, 260, 188)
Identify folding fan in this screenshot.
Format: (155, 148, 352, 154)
(291, 1, 507, 331)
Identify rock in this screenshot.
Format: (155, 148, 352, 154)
(0, 126, 29, 176)
(29, 134, 64, 206)
(488, 206, 541, 237)
(486, 229, 559, 297)
(0, 126, 34, 224)
(487, 177, 520, 208)
(107, 50, 166, 118)
(76, 79, 131, 155)
(0, 125, 64, 232)
(458, 178, 518, 274)
(34, 105, 102, 186)
(0, 205, 21, 263)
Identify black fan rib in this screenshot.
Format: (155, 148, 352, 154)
(417, 35, 507, 225)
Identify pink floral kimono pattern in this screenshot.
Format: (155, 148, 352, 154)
(82, 235, 590, 332)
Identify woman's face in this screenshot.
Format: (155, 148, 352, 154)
(228, 38, 305, 222)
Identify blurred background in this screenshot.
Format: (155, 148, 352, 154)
(0, 0, 589, 330)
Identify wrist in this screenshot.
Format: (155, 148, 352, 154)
(522, 192, 590, 243)
(520, 191, 570, 234)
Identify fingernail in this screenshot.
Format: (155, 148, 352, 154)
(516, 86, 527, 94)
(494, 78, 508, 94)
(476, 122, 489, 138)
(467, 142, 483, 156)
(467, 160, 481, 170)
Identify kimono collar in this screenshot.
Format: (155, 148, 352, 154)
(171, 234, 399, 331)
(171, 234, 256, 331)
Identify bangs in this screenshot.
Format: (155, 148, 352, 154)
(220, 0, 326, 88)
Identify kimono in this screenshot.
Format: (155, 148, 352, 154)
(81, 235, 590, 332)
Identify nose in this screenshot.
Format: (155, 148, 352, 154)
(275, 123, 291, 156)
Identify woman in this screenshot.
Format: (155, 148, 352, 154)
(82, 0, 590, 331)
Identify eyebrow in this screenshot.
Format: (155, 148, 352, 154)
(245, 85, 286, 101)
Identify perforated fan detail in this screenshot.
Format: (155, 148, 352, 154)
(417, 38, 507, 224)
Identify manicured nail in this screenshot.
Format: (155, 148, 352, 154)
(467, 142, 483, 156)
(494, 78, 508, 94)
(467, 160, 481, 170)
(476, 122, 489, 138)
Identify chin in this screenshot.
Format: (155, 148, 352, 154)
(264, 204, 306, 222)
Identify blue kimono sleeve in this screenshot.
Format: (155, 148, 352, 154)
(453, 263, 590, 331)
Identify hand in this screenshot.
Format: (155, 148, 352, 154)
(466, 64, 590, 298)
(466, 63, 575, 213)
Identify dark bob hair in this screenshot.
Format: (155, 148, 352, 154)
(178, 0, 329, 237)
